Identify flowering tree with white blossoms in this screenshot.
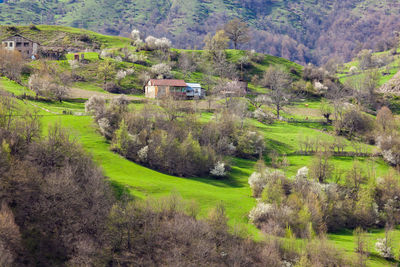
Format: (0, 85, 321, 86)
(296, 166, 309, 180)
(131, 29, 143, 46)
(210, 161, 227, 177)
(375, 237, 394, 259)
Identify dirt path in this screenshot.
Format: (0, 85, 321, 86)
(24, 100, 60, 115)
(68, 87, 144, 101)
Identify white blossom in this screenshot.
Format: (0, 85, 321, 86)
(126, 68, 135, 75)
(116, 70, 127, 80)
(296, 166, 309, 180)
(137, 146, 149, 162)
(128, 53, 148, 63)
(131, 29, 142, 46)
(145, 36, 157, 50)
(155, 37, 171, 50)
(375, 238, 394, 259)
(382, 149, 398, 165)
(249, 202, 273, 223)
(314, 81, 328, 92)
(100, 49, 111, 58)
(253, 108, 273, 123)
(85, 95, 106, 115)
(248, 172, 264, 193)
(98, 117, 111, 137)
(349, 66, 358, 74)
(210, 161, 227, 177)
(151, 63, 171, 78)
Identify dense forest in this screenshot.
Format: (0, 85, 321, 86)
(1, 0, 400, 64)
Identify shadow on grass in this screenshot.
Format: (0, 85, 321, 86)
(171, 158, 256, 189)
(369, 252, 398, 265)
(330, 228, 354, 236)
(265, 139, 294, 154)
(187, 176, 245, 188)
(109, 180, 133, 200)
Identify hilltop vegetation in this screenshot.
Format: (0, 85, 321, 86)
(0, 25, 132, 49)
(2, 0, 400, 64)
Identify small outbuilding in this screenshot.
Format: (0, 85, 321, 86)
(186, 83, 204, 99)
(145, 79, 187, 99)
(38, 46, 67, 60)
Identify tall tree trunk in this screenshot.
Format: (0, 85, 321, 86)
(276, 104, 280, 119)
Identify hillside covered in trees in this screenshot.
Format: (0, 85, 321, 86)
(1, 0, 400, 65)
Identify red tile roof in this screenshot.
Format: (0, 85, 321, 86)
(149, 79, 187, 87)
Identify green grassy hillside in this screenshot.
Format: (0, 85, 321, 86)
(338, 49, 400, 87)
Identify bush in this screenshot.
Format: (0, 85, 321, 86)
(78, 34, 92, 43)
(236, 130, 265, 158)
(131, 29, 142, 46)
(21, 64, 33, 75)
(103, 81, 122, 93)
(253, 108, 274, 124)
(248, 168, 286, 198)
(151, 63, 172, 79)
(335, 108, 374, 139)
(375, 236, 394, 259)
(29, 24, 40, 31)
(210, 161, 227, 177)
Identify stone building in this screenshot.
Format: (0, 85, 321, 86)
(1, 34, 39, 58)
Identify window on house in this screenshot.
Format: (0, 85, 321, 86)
(16, 42, 22, 47)
(24, 42, 29, 47)
(9, 42, 13, 47)
(3, 42, 7, 47)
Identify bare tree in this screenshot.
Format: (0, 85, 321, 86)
(320, 99, 333, 124)
(178, 52, 197, 79)
(353, 227, 369, 267)
(215, 80, 246, 108)
(249, 94, 269, 109)
(262, 66, 292, 119)
(0, 48, 25, 83)
(28, 61, 70, 102)
(377, 106, 396, 134)
(346, 69, 380, 108)
(310, 151, 334, 183)
(224, 18, 250, 50)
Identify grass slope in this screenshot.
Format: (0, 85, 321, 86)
(40, 114, 262, 238)
(338, 49, 400, 87)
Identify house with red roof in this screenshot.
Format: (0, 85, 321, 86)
(145, 79, 188, 99)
